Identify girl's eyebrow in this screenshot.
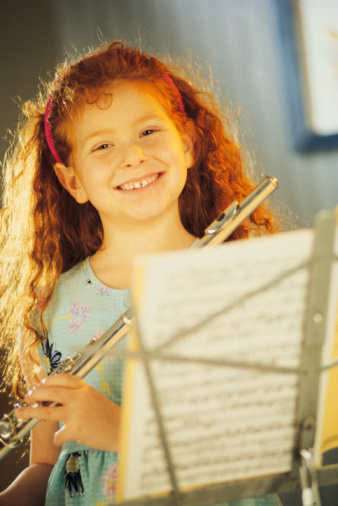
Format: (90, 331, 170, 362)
(82, 128, 114, 145)
(135, 114, 166, 124)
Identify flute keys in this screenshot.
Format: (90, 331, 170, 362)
(0, 416, 14, 439)
(57, 355, 76, 373)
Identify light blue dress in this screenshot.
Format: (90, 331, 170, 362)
(39, 258, 282, 506)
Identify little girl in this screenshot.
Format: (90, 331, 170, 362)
(0, 41, 281, 505)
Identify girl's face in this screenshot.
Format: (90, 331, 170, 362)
(55, 81, 194, 230)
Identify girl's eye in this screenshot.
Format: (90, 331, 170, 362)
(96, 143, 112, 151)
(141, 129, 155, 137)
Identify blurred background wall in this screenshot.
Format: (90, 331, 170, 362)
(0, 0, 337, 496)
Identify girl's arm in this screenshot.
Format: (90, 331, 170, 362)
(0, 419, 60, 505)
(0, 464, 54, 506)
(0, 333, 60, 505)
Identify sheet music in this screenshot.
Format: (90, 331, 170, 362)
(314, 212, 338, 460)
(117, 229, 315, 501)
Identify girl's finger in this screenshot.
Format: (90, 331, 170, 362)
(16, 403, 65, 423)
(25, 384, 74, 406)
(38, 373, 83, 389)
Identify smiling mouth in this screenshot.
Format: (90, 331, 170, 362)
(116, 173, 161, 191)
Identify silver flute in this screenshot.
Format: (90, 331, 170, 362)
(0, 176, 278, 459)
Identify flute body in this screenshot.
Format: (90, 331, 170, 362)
(0, 176, 278, 458)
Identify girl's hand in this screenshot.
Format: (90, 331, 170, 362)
(16, 374, 121, 452)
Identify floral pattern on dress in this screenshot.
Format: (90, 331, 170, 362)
(96, 284, 111, 296)
(95, 362, 112, 395)
(100, 464, 118, 503)
(67, 300, 91, 334)
(41, 338, 62, 374)
(65, 452, 84, 497)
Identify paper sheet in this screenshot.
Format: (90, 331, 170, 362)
(118, 229, 318, 501)
(314, 210, 338, 458)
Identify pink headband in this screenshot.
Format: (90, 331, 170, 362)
(44, 74, 185, 164)
(162, 72, 185, 114)
(44, 97, 62, 164)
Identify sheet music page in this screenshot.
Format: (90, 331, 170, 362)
(117, 229, 315, 501)
(314, 213, 338, 462)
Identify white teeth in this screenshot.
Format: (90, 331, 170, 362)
(118, 173, 159, 190)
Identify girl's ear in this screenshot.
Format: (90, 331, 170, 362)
(54, 163, 88, 204)
(182, 124, 195, 170)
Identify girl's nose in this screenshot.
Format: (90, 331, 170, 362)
(122, 145, 147, 168)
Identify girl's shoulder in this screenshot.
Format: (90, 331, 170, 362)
(55, 257, 100, 298)
(58, 258, 88, 288)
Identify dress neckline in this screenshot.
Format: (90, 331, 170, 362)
(82, 257, 128, 293)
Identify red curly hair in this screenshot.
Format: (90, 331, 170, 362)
(0, 41, 277, 397)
